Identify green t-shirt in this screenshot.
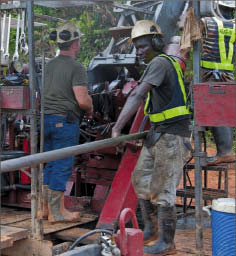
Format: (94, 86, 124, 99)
(44, 55, 87, 118)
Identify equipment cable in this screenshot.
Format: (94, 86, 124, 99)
(68, 229, 113, 251)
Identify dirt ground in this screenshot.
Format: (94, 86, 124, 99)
(174, 146, 235, 256)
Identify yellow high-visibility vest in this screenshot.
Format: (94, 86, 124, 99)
(144, 54, 190, 124)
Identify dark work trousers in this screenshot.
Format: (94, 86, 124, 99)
(43, 114, 80, 191)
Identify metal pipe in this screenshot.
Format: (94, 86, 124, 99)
(34, 13, 65, 22)
(39, 52, 45, 221)
(27, 0, 43, 239)
(1, 184, 31, 192)
(192, 0, 204, 255)
(0, 5, 2, 201)
(1, 131, 147, 173)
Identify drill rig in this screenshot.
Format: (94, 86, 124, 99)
(1, 0, 187, 223)
(2, 1, 230, 256)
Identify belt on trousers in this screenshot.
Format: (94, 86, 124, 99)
(53, 114, 66, 117)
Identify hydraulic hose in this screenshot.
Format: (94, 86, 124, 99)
(68, 229, 113, 251)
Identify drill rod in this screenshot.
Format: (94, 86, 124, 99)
(0, 131, 147, 173)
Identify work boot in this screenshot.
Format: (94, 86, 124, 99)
(139, 199, 158, 245)
(48, 189, 80, 224)
(207, 153, 235, 165)
(42, 185, 49, 219)
(207, 127, 235, 165)
(143, 205, 177, 256)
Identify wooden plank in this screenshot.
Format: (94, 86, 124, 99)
(1, 225, 28, 242)
(10, 213, 97, 234)
(0, 212, 31, 225)
(53, 228, 99, 244)
(1, 238, 53, 256)
(0, 235, 14, 249)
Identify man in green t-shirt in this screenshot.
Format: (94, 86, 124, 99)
(42, 22, 93, 224)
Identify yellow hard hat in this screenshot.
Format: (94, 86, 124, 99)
(131, 20, 162, 41)
(218, 1, 236, 8)
(56, 21, 81, 43)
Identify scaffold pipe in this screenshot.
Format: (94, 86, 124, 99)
(1, 131, 147, 173)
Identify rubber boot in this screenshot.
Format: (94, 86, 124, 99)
(143, 205, 177, 256)
(42, 185, 49, 219)
(48, 189, 80, 224)
(207, 127, 234, 165)
(139, 199, 158, 245)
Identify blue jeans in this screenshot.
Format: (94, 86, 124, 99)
(43, 114, 80, 191)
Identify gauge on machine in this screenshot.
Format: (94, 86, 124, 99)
(12, 59, 24, 73)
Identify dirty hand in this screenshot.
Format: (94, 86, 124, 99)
(112, 127, 125, 153)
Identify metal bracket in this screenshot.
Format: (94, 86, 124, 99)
(0, 2, 26, 10)
(192, 151, 207, 167)
(112, 2, 155, 15)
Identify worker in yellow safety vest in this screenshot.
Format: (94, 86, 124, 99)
(112, 20, 191, 256)
(200, 0, 236, 165)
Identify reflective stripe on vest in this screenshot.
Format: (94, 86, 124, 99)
(144, 54, 190, 124)
(201, 17, 235, 72)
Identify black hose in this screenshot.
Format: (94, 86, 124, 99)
(68, 229, 113, 251)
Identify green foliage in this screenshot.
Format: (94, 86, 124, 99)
(6, 4, 117, 67)
(76, 9, 112, 66)
(33, 4, 116, 67)
(184, 49, 193, 84)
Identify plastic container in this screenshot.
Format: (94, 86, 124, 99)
(203, 198, 236, 256)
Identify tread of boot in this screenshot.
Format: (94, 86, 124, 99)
(143, 248, 177, 256)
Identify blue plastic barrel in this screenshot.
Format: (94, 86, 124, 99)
(211, 198, 236, 256)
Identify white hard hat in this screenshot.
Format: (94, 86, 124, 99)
(56, 21, 81, 43)
(218, 1, 236, 8)
(131, 20, 162, 41)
